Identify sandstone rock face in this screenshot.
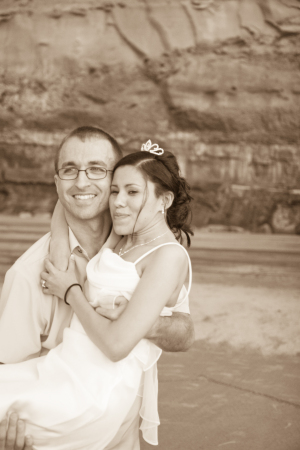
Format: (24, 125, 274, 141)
(0, 0, 299, 233)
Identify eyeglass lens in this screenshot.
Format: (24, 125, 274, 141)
(58, 167, 108, 180)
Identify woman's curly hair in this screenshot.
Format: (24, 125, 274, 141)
(113, 149, 193, 246)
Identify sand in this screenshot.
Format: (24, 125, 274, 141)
(190, 283, 300, 356)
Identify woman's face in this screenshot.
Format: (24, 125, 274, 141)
(109, 165, 163, 235)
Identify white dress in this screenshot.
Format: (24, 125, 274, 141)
(0, 243, 192, 450)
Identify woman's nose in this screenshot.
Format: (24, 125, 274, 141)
(114, 192, 126, 207)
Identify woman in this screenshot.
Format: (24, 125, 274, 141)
(0, 142, 193, 449)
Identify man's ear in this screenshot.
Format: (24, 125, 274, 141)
(163, 191, 174, 211)
(54, 174, 59, 192)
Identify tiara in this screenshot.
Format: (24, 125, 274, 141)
(141, 140, 164, 156)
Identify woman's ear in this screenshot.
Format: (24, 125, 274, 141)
(163, 191, 174, 211)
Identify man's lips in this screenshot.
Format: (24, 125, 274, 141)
(72, 194, 96, 200)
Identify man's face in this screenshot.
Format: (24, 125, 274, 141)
(54, 136, 116, 221)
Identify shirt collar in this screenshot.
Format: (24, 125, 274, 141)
(68, 227, 121, 261)
(68, 228, 89, 261)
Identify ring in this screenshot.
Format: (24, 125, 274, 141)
(41, 280, 46, 288)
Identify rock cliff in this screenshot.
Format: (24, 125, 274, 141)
(0, 0, 299, 232)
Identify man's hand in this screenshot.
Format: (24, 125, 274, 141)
(95, 296, 128, 321)
(0, 414, 33, 450)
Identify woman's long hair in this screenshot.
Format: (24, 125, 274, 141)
(113, 150, 193, 246)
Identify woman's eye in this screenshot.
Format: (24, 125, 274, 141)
(128, 190, 138, 195)
(110, 190, 118, 195)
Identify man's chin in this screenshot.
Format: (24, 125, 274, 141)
(62, 197, 110, 222)
(67, 206, 101, 221)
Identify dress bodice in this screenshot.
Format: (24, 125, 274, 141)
(85, 244, 192, 313)
(86, 248, 141, 308)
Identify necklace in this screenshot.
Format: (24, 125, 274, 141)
(119, 231, 169, 257)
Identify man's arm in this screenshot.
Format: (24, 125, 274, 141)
(96, 298, 195, 353)
(145, 312, 195, 352)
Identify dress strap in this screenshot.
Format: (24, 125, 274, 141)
(134, 242, 192, 301)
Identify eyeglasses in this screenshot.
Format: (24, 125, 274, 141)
(57, 166, 113, 180)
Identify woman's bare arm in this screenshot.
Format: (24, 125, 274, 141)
(96, 303, 195, 352)
(42, 245, 190, 361)
(50, 200, 70, 271)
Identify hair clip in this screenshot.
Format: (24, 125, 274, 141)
(141, 140, 164, 156)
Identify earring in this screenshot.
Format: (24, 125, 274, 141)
(161, 205, 165, 214)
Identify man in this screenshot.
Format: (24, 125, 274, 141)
(0, 126, 194, 449)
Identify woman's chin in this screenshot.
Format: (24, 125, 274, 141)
(113, 224, 130, 236)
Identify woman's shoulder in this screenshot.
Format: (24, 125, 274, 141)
(135, 240, 190, 282)
(146, 241, 188, 265)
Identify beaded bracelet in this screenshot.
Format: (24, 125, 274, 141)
(64, 283, 82, 305)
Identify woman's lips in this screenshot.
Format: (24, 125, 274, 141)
(114, 213, 129, 220)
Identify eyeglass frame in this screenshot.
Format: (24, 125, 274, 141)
(56, 166, 114, 180)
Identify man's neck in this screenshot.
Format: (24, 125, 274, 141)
(66, 210, 112, 259)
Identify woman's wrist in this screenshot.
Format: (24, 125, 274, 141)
(64, 283, 83, 306)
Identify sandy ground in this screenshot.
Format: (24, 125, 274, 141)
(1, 281, 299, 357)
(190, 283, 300, 356)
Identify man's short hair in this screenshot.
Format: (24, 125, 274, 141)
(55, 126, 123, 172)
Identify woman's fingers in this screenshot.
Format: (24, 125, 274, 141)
(95, 298, 128, 321)
(40, 271, 53, 295)
(40, 256, 78, 299)
(44, 259, 56, 274)
(95, 307, 114, 320)
(40, 271, 50, 282)
(114, 296, 128, 308)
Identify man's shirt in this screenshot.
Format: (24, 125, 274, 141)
(0, 231, 86, 363)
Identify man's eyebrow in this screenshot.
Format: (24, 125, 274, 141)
(60, 160, 107, 168)
(88, 161, 108, 166)
(61, 161, 77, 168)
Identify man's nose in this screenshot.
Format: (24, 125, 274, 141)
(74, 170, 91, 189)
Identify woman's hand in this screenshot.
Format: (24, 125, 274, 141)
(41, 255, 78, 299)
(95, 296, 128, 321)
